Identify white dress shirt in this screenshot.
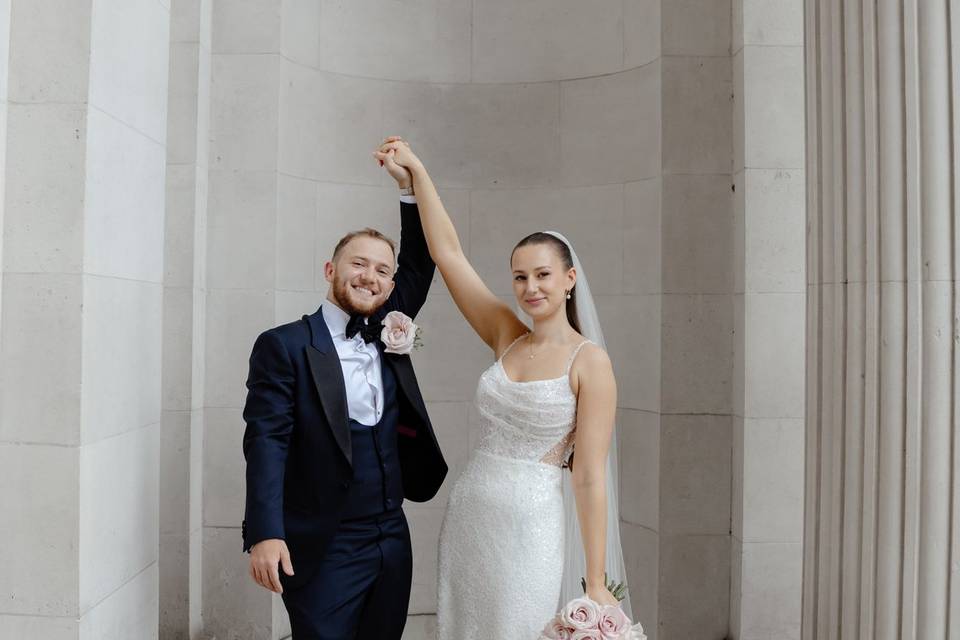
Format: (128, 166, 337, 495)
(322, 302, 384, 427)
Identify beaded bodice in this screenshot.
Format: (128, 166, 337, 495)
(473, 335, 590, 466)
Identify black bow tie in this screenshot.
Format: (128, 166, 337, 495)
(345, 315, 379, 344)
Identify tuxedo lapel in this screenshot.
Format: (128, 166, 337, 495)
(381, 353, 422, 421)
(304, 307, 352, 466)
(380, 346, 446, 480)
(381, 350, 443, 448)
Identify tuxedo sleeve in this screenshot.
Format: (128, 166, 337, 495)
(384, 199, 435, 320)
(241, 330, 294, 551)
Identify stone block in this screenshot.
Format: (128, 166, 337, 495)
(318, 0, 470, 82)
(473, 0, 623, 82)
(662, 56, 733, 175)
(561, 65, 661, 185)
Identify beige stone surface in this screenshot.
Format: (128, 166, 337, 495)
(662, 0, 732, 56)
(319, 0, 470, 82)
(659, 535, 731, 639)
(561, 65, 662, 185)
(0, 1, 815, 637)
(472, 0, 624, 82)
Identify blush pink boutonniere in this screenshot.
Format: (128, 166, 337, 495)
(380, 311, 423, 355)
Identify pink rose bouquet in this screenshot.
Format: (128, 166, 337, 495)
(538, 599, 646, 640)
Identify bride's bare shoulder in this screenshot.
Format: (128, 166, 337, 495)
(569, 341, 614, 399)
(573, 342, 611, 371)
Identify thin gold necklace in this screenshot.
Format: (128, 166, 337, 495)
(527, 333, 537, 359)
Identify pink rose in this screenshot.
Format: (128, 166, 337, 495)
(597, 605, 630, 638)
(539, 613, 573, 640)
(561, 598, 601, 630)
(570, 631, 603, 640)
(380, 311, 418, 354)
(540, 618, 574, 640)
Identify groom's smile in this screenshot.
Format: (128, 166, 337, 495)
(324, 234, 397, 316)
(352, 285, 375, 297)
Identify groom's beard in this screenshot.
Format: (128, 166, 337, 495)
(331, 276, 389, 317)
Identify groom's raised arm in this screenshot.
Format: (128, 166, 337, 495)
(241, 329, 295, 552)
(383, 198, 435, 319)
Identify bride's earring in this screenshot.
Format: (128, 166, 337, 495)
(565, 290, 571, 300)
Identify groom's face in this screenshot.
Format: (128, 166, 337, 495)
(324, 236, 396, 316)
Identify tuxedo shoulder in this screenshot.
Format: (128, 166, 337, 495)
(257, 317, 310, 349)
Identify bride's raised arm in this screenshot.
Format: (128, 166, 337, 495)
(374, 137, 527, 354)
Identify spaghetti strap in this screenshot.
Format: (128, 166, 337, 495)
(498, 332, 530, 362)
(564, 339, 592, 374)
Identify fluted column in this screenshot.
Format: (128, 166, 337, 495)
(803, 1, 959, 638)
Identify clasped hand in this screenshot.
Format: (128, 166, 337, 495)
(373, 136, 423, 181)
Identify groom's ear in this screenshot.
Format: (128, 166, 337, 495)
(323, 260, 336, 284)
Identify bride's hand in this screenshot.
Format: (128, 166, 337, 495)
(586, 584, 620, 607)
(372, 136, 414, 186)
(374, 136, 423, 172)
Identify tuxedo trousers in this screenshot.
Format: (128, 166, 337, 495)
(281, 509, 412, 640)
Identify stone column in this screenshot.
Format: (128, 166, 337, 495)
(0, 0, 169, 637)
(0, 0, 8, 321)
(161, 0, 211, 637)
(730, 1, 806, 639)
(803, 1, 960, 638)
(656, 2, 736, 639)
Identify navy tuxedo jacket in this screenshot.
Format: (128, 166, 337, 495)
(241, 201, 447, 572)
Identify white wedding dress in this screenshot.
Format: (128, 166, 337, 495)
(436, 335, 590, 639)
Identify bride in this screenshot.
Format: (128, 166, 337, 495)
(374, 138, 633, 639)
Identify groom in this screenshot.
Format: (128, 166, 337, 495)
(241, 141, 447, 639)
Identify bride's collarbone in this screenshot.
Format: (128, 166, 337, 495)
(500, 347, 575, 383)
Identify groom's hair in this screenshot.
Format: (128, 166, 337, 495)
(332, 228, 397, 261)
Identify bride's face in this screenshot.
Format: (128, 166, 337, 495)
(510, 243, 576, 321)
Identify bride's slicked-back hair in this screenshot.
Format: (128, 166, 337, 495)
(510, 232, 581, 334)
